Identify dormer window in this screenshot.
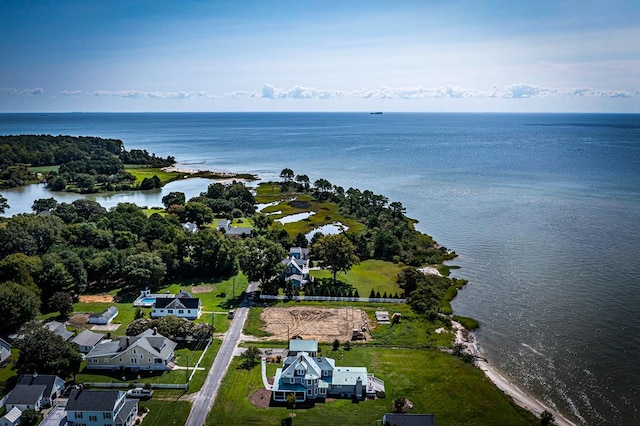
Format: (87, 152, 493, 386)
(296, 368, 305, 376)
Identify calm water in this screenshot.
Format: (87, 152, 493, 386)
(1, 112, 639, 424)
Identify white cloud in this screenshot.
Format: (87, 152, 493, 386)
(1, 87, 44, 96)
(61, 89, 197, 99)
(55, 84, 636, 103)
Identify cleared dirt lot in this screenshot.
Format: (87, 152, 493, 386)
(260, 307, 371, 342)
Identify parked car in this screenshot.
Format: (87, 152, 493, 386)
(126, 387, 153, 398)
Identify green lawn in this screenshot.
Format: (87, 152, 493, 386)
(124, 165, 183, 186)
(310, 259, 405, 298)
(207, 344, 537, 426)
(28, 165, 60, 173)
(139, 399, 192, 426)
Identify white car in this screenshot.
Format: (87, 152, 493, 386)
(126, 388, 153, 398)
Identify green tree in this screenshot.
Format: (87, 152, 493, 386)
(0, 193, 8, 214)
(239, 345, 261, 370)
(49, 291, 74, 318)
(31, 197, 58, 213)
(183, 201, 213, 226)
(15, 322, 82, 378)
(134, 306, 145, 320)
(286, 392, 296, 417)
(0, 282, 41, 337)
(20, 409, 39, 426)
(332, 339, 340, 351)
(162, 191, 186, 208)
(312, 234, 359, 284)
(122, 252, 167, 289)
(540, 410, 556, 426)
(0, 253, 42, 290)
(295, 174, 310, 190)
(238, 237, 287, 289)
(280, 168, 294, 182)
(252, 213, 273, 235)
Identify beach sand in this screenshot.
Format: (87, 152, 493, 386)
(452, 321, 577, 426)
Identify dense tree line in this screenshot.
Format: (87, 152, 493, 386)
(0, 189, 254, 338)
(0, 135, 174, 192)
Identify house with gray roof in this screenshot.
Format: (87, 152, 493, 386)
(44, 321, 74, 341)
(84, 329, 176, 372)
(66, 389, 138, 426)
(5, 374, 65, 412)
(150, 290, 202, 320)
(72, 330, 104, 353)
(88, 306, 119, 325)
(282, 254, 311, 289)
(271, 339, 384, 403)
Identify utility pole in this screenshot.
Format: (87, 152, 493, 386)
(186, 353, 189, 384)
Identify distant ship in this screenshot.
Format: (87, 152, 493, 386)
(370, 112, 383, 114)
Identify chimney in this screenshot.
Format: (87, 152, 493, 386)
(126, 337, 130, 347)
(153, 327, 157, 335)
(32, 371, 38, 378)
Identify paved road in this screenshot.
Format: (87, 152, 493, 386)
(185, 281, 259, 426)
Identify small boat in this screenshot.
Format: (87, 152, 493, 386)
(370, 112, 383, 114)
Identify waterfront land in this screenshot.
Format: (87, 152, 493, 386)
(0, 139, 566, 424)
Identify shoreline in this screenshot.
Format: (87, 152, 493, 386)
(452, 321, 578, 426)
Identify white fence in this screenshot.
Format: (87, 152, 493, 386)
(259, 294, 406, 303)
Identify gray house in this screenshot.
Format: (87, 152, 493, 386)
(5, 374, 65, 411)
(44, 321, 74, 341)
(72, 330, 104, 353)
(271, 339, 384, 403)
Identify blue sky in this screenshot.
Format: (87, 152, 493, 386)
(1, 0, 638, 112)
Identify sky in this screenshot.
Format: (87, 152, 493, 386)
(1, 0, 638, 113)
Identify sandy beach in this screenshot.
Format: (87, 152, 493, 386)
(452, 321, 578, 426)
(161, 165, 254, 184)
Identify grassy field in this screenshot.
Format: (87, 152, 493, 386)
(28, 165, 60, 173)
(139, 399, 192, 426)
(255, 183, 364, 237)
(124, 165, 183, 186)
(310, 259, 405, 297)
(207, 343, 537, 426)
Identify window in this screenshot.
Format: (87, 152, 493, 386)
(178, 309, 184, 314)
(75, 412, 83, 419)
(132, 358, 137, 363)
(103, 413, 112, 419)
(104, 358, 109, 363)
(320, 388, 326, 394)
(133, 349, 137, 354)
(140, 354, 143, 359)
(168, 309, 173, 314)
(89, 415, 97, 422)
(290, 378, 294, 384)
(307, 389, 312, 396)
(306, 379, 312, 386)
(155, 358, 163, 364)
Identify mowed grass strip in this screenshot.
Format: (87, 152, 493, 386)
(207, 345, 536, 426)
(310, 259, 405, 297)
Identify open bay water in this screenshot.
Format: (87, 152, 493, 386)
(1, 112, 639, 424)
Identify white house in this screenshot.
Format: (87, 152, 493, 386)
(84, 329, 176, 372)
(150, 290, 202, 320)
(66, 389, 138, 426)
(88, 306, 119, 325)
(271, 339, 384, 403)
